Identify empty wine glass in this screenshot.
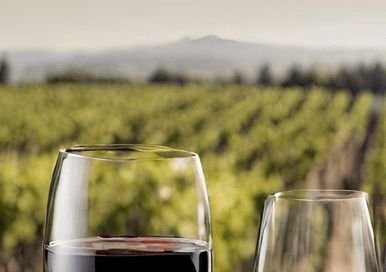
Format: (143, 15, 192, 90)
(253, 190, 380, 272)
(43, 144, 212, 272)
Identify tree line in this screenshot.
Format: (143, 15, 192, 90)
(145, 63, 386, 95)
(0, 56, 10, 85)
(0, 55, 384, 95)
(256, 63, 385, 96)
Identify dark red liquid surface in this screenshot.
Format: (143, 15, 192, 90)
(44, 236, 211, 272)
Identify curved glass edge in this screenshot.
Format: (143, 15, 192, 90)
(192, 155, 212, 247)
(253, 195, 275, 272)
(271, 189, 368, 201)
(60, 144, 198, 162)
(43, 153, 66, 245)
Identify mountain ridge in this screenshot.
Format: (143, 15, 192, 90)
(4, 35, 386, 83)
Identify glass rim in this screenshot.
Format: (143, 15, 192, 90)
(271, 189, 368, 201)
(59, 144, 198, 162)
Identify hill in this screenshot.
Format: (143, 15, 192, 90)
(5, 35, 386, 83)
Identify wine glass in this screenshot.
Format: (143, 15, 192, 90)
(43, 144, 212, 272)
(253, 190, 380, 272)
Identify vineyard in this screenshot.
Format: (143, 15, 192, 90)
(0, 83, 384, 272)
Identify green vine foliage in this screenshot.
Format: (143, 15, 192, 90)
(0, 84, 381, 272)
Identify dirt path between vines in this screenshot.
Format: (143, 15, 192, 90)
(304, 95, 384, 272)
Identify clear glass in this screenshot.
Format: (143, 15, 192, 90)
(43, 144, 212, 272)
(253, 190, 380, 272)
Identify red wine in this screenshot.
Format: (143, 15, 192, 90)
(44, 236, 211, 272)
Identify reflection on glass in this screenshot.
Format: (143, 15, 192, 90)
(254, 190, 379, 272)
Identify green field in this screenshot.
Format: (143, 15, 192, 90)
(0, 83, 384, 272)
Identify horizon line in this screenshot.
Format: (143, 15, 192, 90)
(1, 35, 386, 54)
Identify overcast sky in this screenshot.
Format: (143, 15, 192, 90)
(1, 0, 386, 51)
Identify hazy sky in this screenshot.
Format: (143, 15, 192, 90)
(1, 0, 386, 51)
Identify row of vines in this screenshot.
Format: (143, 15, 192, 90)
(0, 83, 383, 272)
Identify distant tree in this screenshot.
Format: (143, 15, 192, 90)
(148, 67, 188, 85)
(232, 71, 245, 85)
(257, 64, 274, 86)
(367, 63, 386, 94)
(281, 65, 304, 87)
(0, 56, 10, 84)
(328, 66, 363, 95)
(356, 63, 368, 90)
(330, 67, 348, 91)
(301, 68, 320, 88)
(46, 69, 129, 84)
(148, 67, 173, 83)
